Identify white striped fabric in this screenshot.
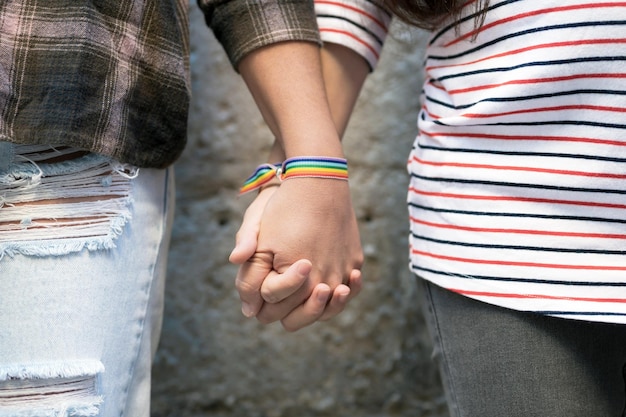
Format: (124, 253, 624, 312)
(408, 0, 626, 323)
(314, 0, 391, 69)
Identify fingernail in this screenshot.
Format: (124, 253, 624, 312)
(241, 303, 256, 318)
(337, 287, 350, 300)
(317, 288, 330, 303)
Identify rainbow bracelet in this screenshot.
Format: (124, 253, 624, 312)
(239, 156, 348, 195)
(238, 163, 281, 195)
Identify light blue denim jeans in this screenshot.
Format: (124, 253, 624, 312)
(420, 279, 626, 417)
(0, 144, 174, 417)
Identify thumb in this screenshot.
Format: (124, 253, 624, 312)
(261, 259, 312, 303)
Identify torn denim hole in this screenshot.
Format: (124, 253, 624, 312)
(0, 360, 104, 417)
(0, 144, 136, 259)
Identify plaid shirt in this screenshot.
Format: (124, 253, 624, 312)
(0, 0, 320, 168)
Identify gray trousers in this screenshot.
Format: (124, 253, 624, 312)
(420, 279, 626, 417)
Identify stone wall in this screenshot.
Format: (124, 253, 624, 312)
(151, 4, 448, 417)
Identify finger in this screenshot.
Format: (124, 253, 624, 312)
(347, 268, 363, 298)
(255, 281, 313, 325)
(229, 187, 277, 264)
(230, 209, 263, 264)
(318, 284, 351, 321)
(229, 229, 257, 264)
(261, 259, 312, 303)
(235, 252, 273, 318)
(320, 269, 362, 321)
(280, 284, 332, 332)
(257, 268, 362, 324)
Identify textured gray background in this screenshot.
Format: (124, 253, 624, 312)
(151, 4, 448, 416)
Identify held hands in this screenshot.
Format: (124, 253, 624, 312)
(231, 42, 370, 330)
(230, 177, 363, 331)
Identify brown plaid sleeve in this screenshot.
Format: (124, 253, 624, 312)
(199, 0, 321, 69)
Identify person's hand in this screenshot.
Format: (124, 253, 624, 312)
(231, 40, 370, 331)
(230, 184, 310, 318)
(250, 177, 363, 330)
(261, 267, 363, 331)
(230, 178, 364, 331)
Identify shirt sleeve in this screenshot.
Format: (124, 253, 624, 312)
(314, 0, 391, 70)
(198, 0, 322, 70)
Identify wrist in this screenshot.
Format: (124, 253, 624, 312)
(239, 156, 349, 195)
(279, 130, 344, 160)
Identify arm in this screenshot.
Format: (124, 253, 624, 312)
(232, 42, 371, 330)
(234, 41, 364, 331)
(200, 0, 361, 327)
(233, 0, 389, 330)
(201, 0, 387, 330)
(321, 43, 370, 137)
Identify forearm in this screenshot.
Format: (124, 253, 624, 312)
(321, 43, 369, 137)
(238, 41, 344, 159)
(260, 42, 370, 166)
(232, 41, 369, 330)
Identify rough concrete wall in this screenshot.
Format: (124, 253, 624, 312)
(151, 4, 448, 417)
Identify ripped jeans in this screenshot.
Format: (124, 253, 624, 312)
(0, 144, 174, 417)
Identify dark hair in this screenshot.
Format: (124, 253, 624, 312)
(381, 0, 490, 31)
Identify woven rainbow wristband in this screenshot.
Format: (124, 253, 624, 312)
(239, 163, 281, 195)
(239, 156, 348, 195)
(281, 156, 348, 181)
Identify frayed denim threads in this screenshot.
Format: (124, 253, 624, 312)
(0, 144, 134, 259)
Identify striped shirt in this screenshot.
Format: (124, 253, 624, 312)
(314, 0, 391, 69)
(407, 0, 626, 323)
(316, 0, 626, 323)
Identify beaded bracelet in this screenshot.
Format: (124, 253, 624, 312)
(239, 156, 348, 195)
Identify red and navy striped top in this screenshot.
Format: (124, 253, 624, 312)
(315, 0, 391, 69)
(409, 0, 626, 323)
(318, 0, 626, 323)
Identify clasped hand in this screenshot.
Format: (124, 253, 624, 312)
(229, 177, 363, 331)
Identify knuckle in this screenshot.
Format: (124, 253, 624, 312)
(260, 286, 279, 304)
(354, 253, 365, 269)
(281, 321, 303, 332)
(256, 313, 277, 325)
(235, 276, 259, 295)
(255, 305, 282, 324)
